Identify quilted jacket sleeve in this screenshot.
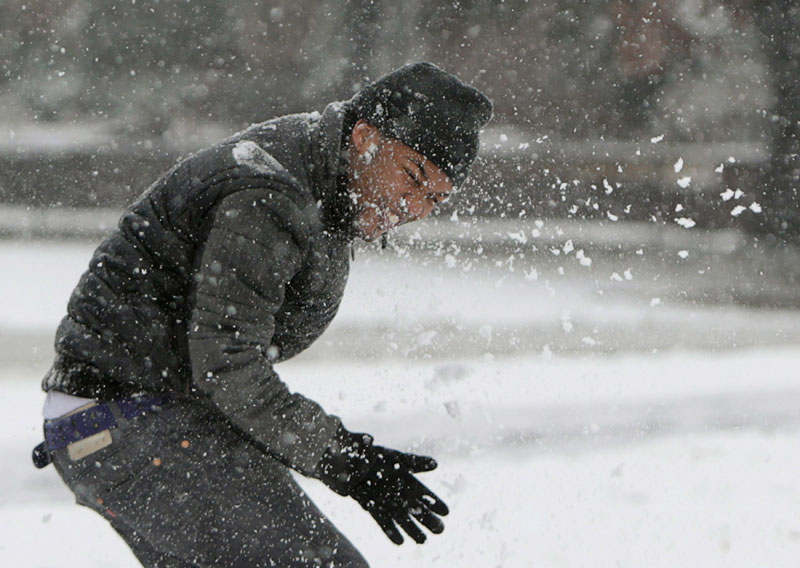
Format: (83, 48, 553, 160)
(188, 186, 342, 476)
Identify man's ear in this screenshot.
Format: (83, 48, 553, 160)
(350, 120, 379, 154)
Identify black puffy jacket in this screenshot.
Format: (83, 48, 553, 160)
(43, 102, 356, 474)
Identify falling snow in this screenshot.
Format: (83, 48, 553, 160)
(4, 3, 800, 565)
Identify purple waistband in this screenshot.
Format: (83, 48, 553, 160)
(44, 395, 168, 451)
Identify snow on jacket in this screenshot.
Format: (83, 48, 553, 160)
(42, 102, 356, 475)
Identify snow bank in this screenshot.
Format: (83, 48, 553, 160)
(4, 348, 800, 567)
(3, 238, 800, 566)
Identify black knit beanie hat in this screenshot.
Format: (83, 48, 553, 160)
(348, 62, 493, 187)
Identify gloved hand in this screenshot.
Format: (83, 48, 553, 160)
(316, 426, 449, 545)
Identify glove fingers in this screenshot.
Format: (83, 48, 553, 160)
(401, 453, 438, 473)
(411, 505, 445, 535)
(422, 491, 448, 516)
(408, 478, 450, 516)
(396, 514, 427, 544)
(373, 512, 404, 545)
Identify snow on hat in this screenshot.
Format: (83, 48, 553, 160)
(349, 62, 493, 187)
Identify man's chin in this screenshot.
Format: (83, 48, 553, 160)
(355, 217, 388, 242)
(359, 228, 386, 242)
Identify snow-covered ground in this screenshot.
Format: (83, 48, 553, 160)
(2, 238, 800, 567)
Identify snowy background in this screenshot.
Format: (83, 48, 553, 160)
(3, 224, 800, 567)
(3, 0, 800, 565)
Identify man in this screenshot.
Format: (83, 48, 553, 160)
(33, 62, 492, 567)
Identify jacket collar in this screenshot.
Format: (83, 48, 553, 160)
(311, 101, 358, 239)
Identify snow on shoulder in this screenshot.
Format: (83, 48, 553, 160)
(232, 140, 285, 176)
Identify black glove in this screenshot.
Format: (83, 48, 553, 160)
(317, 426, 449, 545)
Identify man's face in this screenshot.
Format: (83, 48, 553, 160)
(347, 120, 454, 241)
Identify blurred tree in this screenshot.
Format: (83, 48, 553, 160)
(612, 0, 692, 134)
(340, 0, 383, 95)
(747, 0, 800, 244)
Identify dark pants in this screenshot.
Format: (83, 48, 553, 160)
(48, 399, 368, 567)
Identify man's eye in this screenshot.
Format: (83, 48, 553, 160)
(404, 168, 422, 187)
